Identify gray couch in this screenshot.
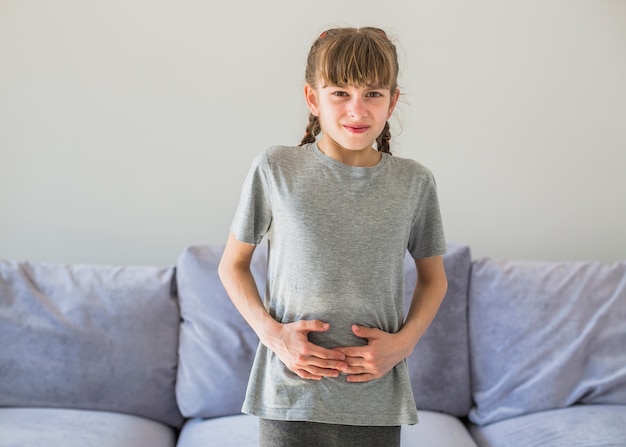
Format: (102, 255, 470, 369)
(1, 243, 625, 446)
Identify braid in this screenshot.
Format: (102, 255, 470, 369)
(376, 121, 392, 155)
(299, 114, 321, 146)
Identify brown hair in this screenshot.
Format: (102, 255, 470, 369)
(299, 27, 400, 154)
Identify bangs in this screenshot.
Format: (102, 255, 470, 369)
(317, 32, 397, 89)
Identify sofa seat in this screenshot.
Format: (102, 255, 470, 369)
(176, 411, 478, 447)
(403, 411, 478, 446)
(0, 407, 177, 447)
(469, 404, 626, 447)
(177, 414, 259, 447)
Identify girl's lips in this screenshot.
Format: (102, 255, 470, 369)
(343, 124, 370, 134)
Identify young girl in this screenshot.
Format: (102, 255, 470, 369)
(218, 26, 448, 447)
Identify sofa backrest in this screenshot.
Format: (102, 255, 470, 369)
(0, 259, 183, 428)
(468, 257, 626, 426)
(175, 242, 473, 419)
(175, 244, 268, 419)
(406, 242, 473, 416)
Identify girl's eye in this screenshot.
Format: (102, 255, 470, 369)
(333, 91, 349, 97)
(366, 91, 383, 98)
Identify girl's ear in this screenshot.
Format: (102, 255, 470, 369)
(304, 83, 320, 116)
(387, 89, 400, 119)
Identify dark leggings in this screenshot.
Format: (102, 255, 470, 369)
(259, 419, 401, 447)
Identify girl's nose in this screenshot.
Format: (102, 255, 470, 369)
(348, 98, 368, 118)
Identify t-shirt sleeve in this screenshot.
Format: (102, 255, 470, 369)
(230, 151, 273, 245)
(407, 170, 447, 259)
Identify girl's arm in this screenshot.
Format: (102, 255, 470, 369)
(218, 232, 348, 380)
(334, 254, 448, 383)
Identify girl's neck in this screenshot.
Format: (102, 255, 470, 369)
(317, 139, 382, 168)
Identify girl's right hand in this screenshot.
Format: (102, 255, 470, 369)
(263, 319, 349, 380)
(219, 235, 346, 380)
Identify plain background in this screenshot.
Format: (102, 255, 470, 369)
(1, 0, 625, 266)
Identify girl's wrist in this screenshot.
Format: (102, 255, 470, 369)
(396, 322, 423, 358)
(257, 316, 282, 349)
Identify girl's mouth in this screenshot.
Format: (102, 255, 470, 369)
(344, 125, 370, 134)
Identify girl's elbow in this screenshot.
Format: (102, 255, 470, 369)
(440, 276, 449, 299)
(217, 260, 227, 281)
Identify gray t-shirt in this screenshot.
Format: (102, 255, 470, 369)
(230, 143, 446, 426)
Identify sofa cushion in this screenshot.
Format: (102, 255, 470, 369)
(0, 407, 177, 447)
(177, 411, 479, 447)
(176, 242, 472, 419)
(468, 258, 626, 425)
(402, 410, 479, 447)
(406, 243, 473, 416)
(175, 244, 268, 419)
(0, 260, 183, 428)
(177, 414, 260, 447)
(469, 404, 626, 447)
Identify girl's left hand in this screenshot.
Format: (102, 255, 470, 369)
(333, 325, 412, 383)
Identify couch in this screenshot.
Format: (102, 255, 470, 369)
(1, 242, 625, 446)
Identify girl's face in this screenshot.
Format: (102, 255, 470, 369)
(305, 81, 399, 159)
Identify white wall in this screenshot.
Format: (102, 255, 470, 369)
(1, 0, 625, 266)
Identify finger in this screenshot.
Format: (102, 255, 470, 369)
(343, 364, 367, 375)
(352, 324, 379, 339)
(301, 354, 348, 372)
(295, 369, 324, 380)
(333, 346, 364, 358)
(307, 344, 347, 362)
(295, 365, 343, 380)
(308, 365, 342, 378)
(299, 319, 331, 333)
(343, 355, 367, 368)
(346, 373, 377, 383)
(288, 343, 347, 370)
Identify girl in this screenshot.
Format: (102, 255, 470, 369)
(218, 26, 448, 447)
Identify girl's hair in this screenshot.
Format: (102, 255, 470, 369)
(299, 27, 400, 154)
